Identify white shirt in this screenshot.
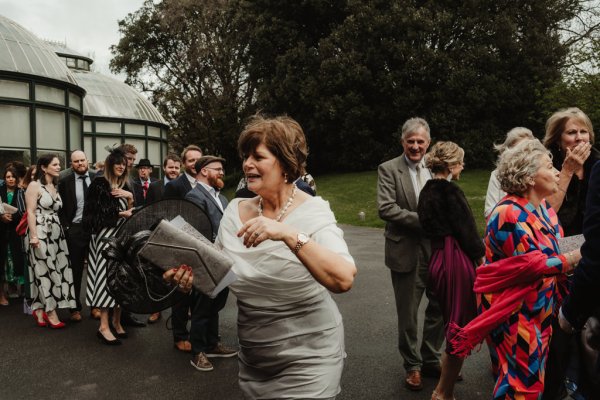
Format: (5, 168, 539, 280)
(73, 172, 90, 223)
(404, 155, 431, 201)
(185, 172, 197, 189)
(198, 181, 224, 211)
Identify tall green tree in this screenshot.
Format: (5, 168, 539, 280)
(240, 0, 579, 171)
(110, 0, 256, 164)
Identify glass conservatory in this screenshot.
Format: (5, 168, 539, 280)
(0, 15, 169, 170)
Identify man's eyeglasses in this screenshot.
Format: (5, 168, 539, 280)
(204, 167, 225, 174)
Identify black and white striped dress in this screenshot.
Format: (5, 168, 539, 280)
(85, 197, 127, 308)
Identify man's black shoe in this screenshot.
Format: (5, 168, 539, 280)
(121, 312, 146, 327)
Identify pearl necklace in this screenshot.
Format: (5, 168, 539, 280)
(258, 184, 297, 222)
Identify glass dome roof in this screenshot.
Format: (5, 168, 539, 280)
(46, 41, 94, 65)
(73, 69, 167, 125)
(0, 15, 78, 85)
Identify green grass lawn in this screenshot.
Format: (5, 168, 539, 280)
(316, 169, 491, 235)
(224, 169, 492, 236)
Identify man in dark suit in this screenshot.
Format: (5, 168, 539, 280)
(132, 159, 158, 207)
(144, 153, 181, 324)
(58, 150, 95, 322)
(146, 154, 182, 205)
(183, 155, 236, 371)
(161, 145, 202, 351)
(561, 160, 600, 330)
(377, 117, 444, 391)
(163, 145, 203, 200)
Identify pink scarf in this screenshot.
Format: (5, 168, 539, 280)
(448, 251, 553, 357)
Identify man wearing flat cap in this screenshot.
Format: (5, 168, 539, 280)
(133, 159, 157, 207)
(181, 155, 236, 372)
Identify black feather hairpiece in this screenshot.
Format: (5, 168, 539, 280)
(105, 145, 126, 157)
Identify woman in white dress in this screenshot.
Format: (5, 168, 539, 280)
(170, 115, 357, 399)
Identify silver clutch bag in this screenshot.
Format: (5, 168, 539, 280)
(138, 219, 235, 298)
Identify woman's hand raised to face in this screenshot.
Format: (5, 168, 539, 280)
(562, 142, 591, 178)
(163, 265, 193, 293)
(237, 216, 296, 248)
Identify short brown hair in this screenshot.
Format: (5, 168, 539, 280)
(118, 143, 138, 155)
(180, 145, 202, 163)
(163, 153, 182, 168)
(238, 115, 308, 182)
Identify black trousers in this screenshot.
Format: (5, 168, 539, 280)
(172, 288, 229, 355)
(65, 223, 90, 312)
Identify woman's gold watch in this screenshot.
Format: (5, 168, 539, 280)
(293, 232, 310, 255)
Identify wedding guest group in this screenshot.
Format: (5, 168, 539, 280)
(2, 105, 598, 400)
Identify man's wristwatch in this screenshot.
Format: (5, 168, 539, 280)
(293, 232, 310, 255)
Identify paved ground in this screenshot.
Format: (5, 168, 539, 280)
(0, 225, 494, 399)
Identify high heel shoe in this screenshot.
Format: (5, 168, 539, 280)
(97, 330, 122, 346)
(109, 321, 128, 339)
(33, 310, 47, 327)
(431, 390, 456, 400)
(42, 312, 66, 329)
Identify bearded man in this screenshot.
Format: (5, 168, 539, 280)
(181, 155, 237, 371)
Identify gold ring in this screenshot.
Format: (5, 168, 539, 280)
(253, 231, 259, 237)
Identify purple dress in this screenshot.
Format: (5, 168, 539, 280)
(418, 179, 485, 355)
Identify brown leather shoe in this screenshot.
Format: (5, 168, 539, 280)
(147, 312, 161, 324)
(405, 370, 423, 391)
(90, 308, 101, 320)
(174, 340, 192, 353)
(70, 311, 82, 322)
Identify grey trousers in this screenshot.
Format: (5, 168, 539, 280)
(390, 253, 444, 372)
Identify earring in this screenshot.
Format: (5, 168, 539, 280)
(284, 173, 288, 184)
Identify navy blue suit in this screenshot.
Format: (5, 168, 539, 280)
(163, 174, 193, 200)
(177, 183, 229, 355)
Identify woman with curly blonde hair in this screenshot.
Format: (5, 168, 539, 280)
(418, 141, 484, 400)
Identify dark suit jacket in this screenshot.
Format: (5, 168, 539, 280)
(562, 160, 600, 329)
(146, 178, 169, 204)
(184, 184, 229, 242)
(377, 154, 430, 272)
(163, 173, 193, 200)
(0, 185, 25, 233)
(132, 177, 158, 207)
(58, 170, 96, 228)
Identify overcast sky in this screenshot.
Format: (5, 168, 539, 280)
(0, 0, 147, 79)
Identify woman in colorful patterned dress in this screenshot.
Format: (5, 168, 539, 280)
(25, 154, 76, 328)
(477, 139, 581, 399)
(83, 148, 134, 345)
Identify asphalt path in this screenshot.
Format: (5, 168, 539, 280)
(0, 225, 495, 399)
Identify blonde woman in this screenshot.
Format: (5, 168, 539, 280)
(417, 142, 484, 400)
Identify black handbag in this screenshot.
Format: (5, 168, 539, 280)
(101, 198, 214, 313)
(103, 231, 186, 314)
